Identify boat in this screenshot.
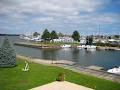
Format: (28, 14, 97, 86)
(77, 45, 86, 49)
(60, 44, 71, 48)
(107, 67, 120, 75)
(86, 45, 96, 51)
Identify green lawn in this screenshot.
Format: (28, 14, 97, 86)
(0, 58, 120, 90)
(33, 41, 80, 47)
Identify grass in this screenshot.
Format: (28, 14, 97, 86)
(0, 58, 120, 90)
(32, 41, 80, 47)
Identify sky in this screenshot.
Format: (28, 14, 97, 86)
(0, 0, 120, 35)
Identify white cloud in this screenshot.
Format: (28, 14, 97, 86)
(0, 0, 107, 16)
(0, 0, 120, 34)
(32, 17, 55, 23)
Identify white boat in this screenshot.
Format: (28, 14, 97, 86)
(86, 45, 96, 49)
(77, 45, 86, 49)
(107, 67, 120, 75)
(60, 44, 71, 48)
(115, 48, 120, 51)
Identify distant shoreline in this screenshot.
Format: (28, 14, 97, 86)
(14, 42, 61, 49)
(14, 42, 120, 50)
(0, 34, 20, 36)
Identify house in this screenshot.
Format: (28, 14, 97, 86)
(52, 37, 74, 43)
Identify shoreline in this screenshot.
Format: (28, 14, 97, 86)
(17, 55, 120, 83)
(14, 42, 120, 50)
(14, 42, 61, 49)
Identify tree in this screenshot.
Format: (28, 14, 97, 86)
(58, 32, 64, 37)
(41, 29, 51, 41)
(86, 36, 93, 45)
(33, 32, 40, 37)
(114, 35, 120, 39)
(51, 30, 58, 40)
(72, 31, 80, 42)
(0, 37, 16, 67)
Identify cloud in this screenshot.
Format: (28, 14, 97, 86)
(0, 0, 107, 16)
(0, 0, 120, 35)
(32, 17, 55, 23)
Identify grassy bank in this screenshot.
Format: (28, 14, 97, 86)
(32, 41, 80, 47)
(0, 58, 120, 90)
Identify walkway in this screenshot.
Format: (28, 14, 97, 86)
(30, 81, 94, 90)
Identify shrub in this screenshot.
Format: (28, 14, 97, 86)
(56, 72, 65, 81)
(0, 37, 16, 67)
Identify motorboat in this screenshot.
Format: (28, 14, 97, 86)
(107, 67, 120, 75)
(60, 44, 71, 48)
(77, 45, 86, 49)
(86, 45, 96, 50)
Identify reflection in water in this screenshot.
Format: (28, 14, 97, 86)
(41, 49, 59, 60)
(0, 36, 120, 69)
(71, 48, 80, 63)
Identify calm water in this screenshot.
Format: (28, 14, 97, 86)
(0, 36, 120, 70)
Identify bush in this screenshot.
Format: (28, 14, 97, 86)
(56, 72, 65, 81)
(0, 37, 16, 67)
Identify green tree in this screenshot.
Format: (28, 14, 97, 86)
(0, 37, 16, 67)
(58, 32, 64, 37)
(86, 36, 93, 45)
(33, 32, 40, 37)
(41, 29, 51, 41)
(72, 31, 80, 42)
(114, 35, 119, 39)
(51, 30, 58, 40)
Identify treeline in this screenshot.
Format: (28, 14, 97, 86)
(33, 29, 80, 42)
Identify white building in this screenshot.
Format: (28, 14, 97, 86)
(80, 36, 86, 44)
(52, 37, 74, 43)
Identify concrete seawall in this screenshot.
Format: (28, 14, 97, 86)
(17, 55, 120, 83)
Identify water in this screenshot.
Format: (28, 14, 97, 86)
(0, 36, 120, 70)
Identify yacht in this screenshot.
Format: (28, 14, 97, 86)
(107, 67, 120, 75)
(60, 44, 71, 48)
(86, 45, 96, 50)
(77, 45, 86, 49)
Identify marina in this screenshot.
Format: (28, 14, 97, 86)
(1, 0, 120, 89)
(0, 36, 120, 70)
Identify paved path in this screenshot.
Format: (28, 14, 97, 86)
(30, 81, 94, 90)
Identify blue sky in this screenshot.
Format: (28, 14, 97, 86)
(0, 0, 120, 35)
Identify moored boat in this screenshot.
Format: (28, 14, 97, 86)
(60, 44, 71, 48)
(107, 67, 120, 75)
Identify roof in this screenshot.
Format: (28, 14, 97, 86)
(30, 81, 94, 90)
